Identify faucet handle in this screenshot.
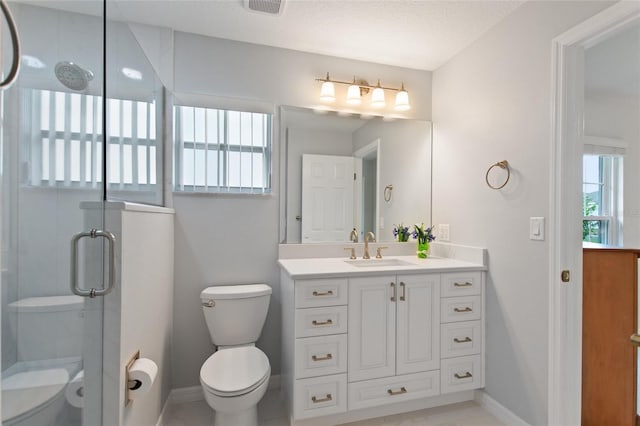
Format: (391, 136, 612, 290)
(376, 246, 389, 259)
(344, 247, 356, 260)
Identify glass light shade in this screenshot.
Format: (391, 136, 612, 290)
(320, 81, 335, 102)
(346, 84, 362, 105)
(394, 90, 410, 111)
(371, 87, 386, 108)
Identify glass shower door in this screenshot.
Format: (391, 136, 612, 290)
(1, 1, 108, 424)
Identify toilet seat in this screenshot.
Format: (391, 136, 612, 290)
(200, 346, 270, 397)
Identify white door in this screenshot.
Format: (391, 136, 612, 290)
(301, 154, 355, 243)
(348, 275, 396, 382)
(396, 274, 441, 375)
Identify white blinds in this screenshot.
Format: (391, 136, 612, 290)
(25, 89, 159, 190)
(173, 105, 272, 194)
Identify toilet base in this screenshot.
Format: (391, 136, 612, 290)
(214, 406, 257, 426)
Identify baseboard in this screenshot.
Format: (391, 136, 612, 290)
(474, 390, 529, 426)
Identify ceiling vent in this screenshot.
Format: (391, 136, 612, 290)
(243, 0, 285, 16)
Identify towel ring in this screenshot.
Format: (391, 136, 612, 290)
(485, 160, 510, 190)
(384, 185, 393, 202)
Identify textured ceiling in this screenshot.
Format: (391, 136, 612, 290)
(111, 0, 524, 71)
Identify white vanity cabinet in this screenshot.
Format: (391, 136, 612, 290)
(348, 273, 441, 410)
(279, 254, 486, 426)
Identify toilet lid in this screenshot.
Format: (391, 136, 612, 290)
(200, 346, 270, 397)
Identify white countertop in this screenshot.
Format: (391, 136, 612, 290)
(278, 255, 486, 279)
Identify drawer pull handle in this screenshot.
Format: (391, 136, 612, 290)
(312, 290, 334, 297)
(455, 372, 473, 379)
(312, 319, 333, 326)
(454, 307, 473, 313)
(312, 353, 333, 361)
(311, 394, 332, 403)
(390, 282, 396, 302)
(454, 337, 472, 343)
(454, 282, 473, 287)
(387, 387, 407, 396)
(400, 282, 406, 301)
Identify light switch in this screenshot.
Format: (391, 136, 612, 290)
(529, 217, 545, 241)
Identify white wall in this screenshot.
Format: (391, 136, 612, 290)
(88, 203, 174, 426)
(285, 127, 354, 243)
(353, 119, 432, 241)
(431, 1, 613, 424)
(168, 31, 433, 388)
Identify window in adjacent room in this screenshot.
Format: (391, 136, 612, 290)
(582, 154, 623, 245)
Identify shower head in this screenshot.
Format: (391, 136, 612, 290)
(54, 61, 94, 91)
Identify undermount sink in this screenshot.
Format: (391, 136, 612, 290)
(345, 258, 413, 267)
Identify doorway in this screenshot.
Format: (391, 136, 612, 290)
(550, 2, 640, 424)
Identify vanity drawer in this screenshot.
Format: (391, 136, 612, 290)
(441, 296, 481, 323)
(441, 320, 482, 358)
(441, 272, 482, 297)
(295, 334, 348, 379)
(293, 374, 347, 420)
(295, 278, 348, 308)
(441, 354, 482, 394)
(295, 306, 348, 338)
(347, 370, 440, 411)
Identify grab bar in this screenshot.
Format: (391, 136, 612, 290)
(70, 229, 116, 298)
(0, 0, 21, 89)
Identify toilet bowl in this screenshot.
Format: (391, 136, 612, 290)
(200, 346, 271, 426)
(199, 284, 272, 426)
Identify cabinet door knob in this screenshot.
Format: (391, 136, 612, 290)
(400, 282, 406, 301)
(390, 282, 397, 302)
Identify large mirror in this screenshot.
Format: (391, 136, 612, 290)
(280, 106, 432, 244)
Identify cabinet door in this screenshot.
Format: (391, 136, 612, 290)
(348, 275, 396, 382)
(396, 274, 440, 375)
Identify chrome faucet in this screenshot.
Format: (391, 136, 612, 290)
(363, 232, 376, 259)
(349, 228, 359, 243)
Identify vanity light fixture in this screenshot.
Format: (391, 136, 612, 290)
(319, 72, 336, 102)
(315, 72, 410, 111)
(394, 83, 410, 111)
(370, 80, 386, 108)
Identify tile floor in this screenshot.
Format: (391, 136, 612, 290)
(162, 389, 505, 426)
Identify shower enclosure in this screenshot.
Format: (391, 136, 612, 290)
(1, 1, 164, 424)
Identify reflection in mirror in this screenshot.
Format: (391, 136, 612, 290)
(280, 106, 432, 244)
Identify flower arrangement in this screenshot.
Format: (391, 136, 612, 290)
(412, 224, 435, 258)
(412, 223, 436, 244)
(393, 223, 411, 242)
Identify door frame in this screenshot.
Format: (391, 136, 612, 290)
(549, 2, 640, 424)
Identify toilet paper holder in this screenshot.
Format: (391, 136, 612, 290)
(125, 350, 141, 406)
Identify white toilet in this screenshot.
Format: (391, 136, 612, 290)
(199, 284, 272, 426)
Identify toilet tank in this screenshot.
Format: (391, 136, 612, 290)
(201, 284, 272, 346)
(8, 295, 85, 361)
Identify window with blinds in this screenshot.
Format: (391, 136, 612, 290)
(173, 106, 272, 194)
(23, 89, 159, 190)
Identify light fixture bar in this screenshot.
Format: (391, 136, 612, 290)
(315, 75, 404, 92)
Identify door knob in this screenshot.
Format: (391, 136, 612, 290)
(630, 334, 640, 346)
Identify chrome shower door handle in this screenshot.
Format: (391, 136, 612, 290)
(71, 228, 116, 298)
